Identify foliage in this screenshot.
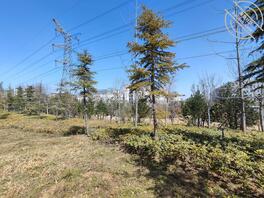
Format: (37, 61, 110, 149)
(95, 99, 108, 119)
(71, 50, 97, 99)
(243, 0, 264, 87)
(24, 85, 38, 115)
(1, 113, 263, 196)
(13, 86, 25, 113)
(6, 86, 14, 112)
(128, 6, 186, 137)
(92, 124, 264, 197)
(132, 97, 150, 123)
(182, 90, 207, 126)
(211, 82, 259, 129)
(71, 50, 97, 135)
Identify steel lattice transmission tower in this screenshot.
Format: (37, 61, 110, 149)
(52, 18, 79, 118)
(52, 18, 76, 91)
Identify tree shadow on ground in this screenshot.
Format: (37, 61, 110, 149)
(0, 113, 10, 119)
(134, 157, 210, 197)
(64, 126, 85, 136)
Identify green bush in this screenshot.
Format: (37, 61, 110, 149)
(91, 125, 264, 196)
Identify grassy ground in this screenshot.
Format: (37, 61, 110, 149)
(0, 112, 263, 197)
(0, 129, 155, 197)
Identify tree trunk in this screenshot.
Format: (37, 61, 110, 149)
(83, 90, 89, 136)
(135, 91, 138, 127)
(207, 106, 211, 128)
(260, 100, 264, 132)
(151, 93, 158, 139)
(84, 111, 89, 136)
(235, 6, 246, 132)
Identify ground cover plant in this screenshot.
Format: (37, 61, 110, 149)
(0, 112, 263, 197)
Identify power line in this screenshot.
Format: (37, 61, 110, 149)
(5, 25, 230, 82)
(2, 0, 81, 79)
(176, 29, 228, 43)
(162, 0, 198, 13)
(13, 57, 60, 81)
(166, 0, 215, 18)
(7, 0, 229, 85)
(4, 0, 218, 80)
(177, 48, 251, 60)
(68, 0, 132, 32)
(74, 0, 217, 50)
(20, 47, 252, 85)
(20, 66, 62, 85)
(1, 37, 56, 79)
(2, 0, 131, 80)
(6, 26, 229, 81)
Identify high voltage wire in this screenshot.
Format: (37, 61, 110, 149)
(14, 57, 61, 81)
(175, 26, 226, 41)
(73, 0, 215, 50)
(5, 0, 224, 85)
(16, 0, 204, 83)
(68, 0, 132, 32)
(20, 66, 62, 85)
(2, 51, 56, 81)
(5, 26, 230, 81)
(1, 0, 132, 79)
(4, 0, 218, 81)
(20, 47, 251, 85)
(177, 29, 228, 42)
(1, 0, 82, 79)
(9, 26, 229, 81)
(1, 37, 56, 79)
(166, 0, 214, 18)
(162, 0, 198, 13)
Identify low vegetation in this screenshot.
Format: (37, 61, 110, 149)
(92, 126, 264, 197)
(0, 128, 155, 197)
(0, 112, 263, 197)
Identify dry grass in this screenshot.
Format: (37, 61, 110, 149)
(0, 113, 120, 135)
(0, 129, 155, 198)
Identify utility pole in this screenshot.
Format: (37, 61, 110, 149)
(234, 5, 247, 132)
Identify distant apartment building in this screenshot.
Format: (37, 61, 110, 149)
(213, 81, 263, 101)
(93, 86, 182, 104)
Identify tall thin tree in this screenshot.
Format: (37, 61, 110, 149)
(72, 51, 97, 136)
(128, 6, 186, 138)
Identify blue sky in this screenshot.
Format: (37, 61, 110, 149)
(0, 0, 255, 97)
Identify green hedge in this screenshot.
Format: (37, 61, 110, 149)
(91, 126, 264, 196)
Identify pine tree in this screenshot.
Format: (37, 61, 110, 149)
(137, 97, 150, 123)
(211, 82, 259, 129)
(72, 50, 97, 136)
(95, 99, 108, 120)
(128, 6, 186, 138)
(6, 86, 14, 112)
(0, 82, 4, 110)
(14, 86, 25, 113)
(182, 91, 207, 127)
(243, 0, 264, 87)
(25, 85, 37, 115)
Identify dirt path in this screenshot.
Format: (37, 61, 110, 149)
(0, 129, 155, 198)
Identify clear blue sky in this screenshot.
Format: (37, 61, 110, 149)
(0, 0, 254, 97)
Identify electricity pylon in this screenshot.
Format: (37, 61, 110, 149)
(52, 18, 74, 88)
(52, 18, 78, 118)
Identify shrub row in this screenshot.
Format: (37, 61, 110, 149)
(91, 126, 264, 196)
